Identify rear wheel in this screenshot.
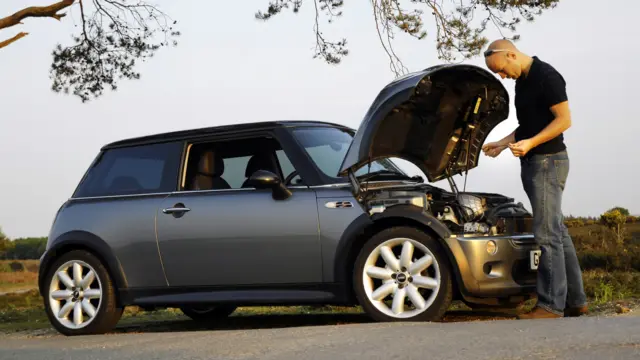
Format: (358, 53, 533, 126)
(43, 250, 123, 336)
(353, 226, 453, 322)
(180, 305, 237, 322)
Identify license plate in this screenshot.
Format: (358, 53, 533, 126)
(530, 250, 541, 270)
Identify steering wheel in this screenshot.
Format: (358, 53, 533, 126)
(284, 170, 300, 186)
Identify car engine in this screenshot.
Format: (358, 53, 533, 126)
(363, 183, 533, 236)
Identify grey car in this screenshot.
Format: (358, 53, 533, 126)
(38, 64, 540, 336)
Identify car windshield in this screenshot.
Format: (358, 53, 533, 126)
(291, 126, 408, 179)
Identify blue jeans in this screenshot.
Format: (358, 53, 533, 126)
(520, 150, 587, 315)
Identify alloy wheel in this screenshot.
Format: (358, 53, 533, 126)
(48, 260, 103, 330)
(362, 237, 441, 318)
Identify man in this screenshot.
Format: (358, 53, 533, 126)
(481, 39, 588, 319)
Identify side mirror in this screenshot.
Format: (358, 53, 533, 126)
(247, 170, 292, 201)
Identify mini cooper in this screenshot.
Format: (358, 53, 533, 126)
(39, 63, 539, 335)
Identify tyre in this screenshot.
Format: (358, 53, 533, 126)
(42, 250, 123, 336)
(180, 305, 237, 322)
(353, 226, 453, 322)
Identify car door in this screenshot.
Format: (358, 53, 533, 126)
(155, 133, 322, 288)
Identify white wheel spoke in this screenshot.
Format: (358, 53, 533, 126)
(84, 289, 101, 299)
(58, 301, 74, 318)
(57, 271, 74, 289)
(400, 241, 414, 270)
(366, 266, 393, 280)
(73, 301, 83, 326)
(81, 299, 97, 318)
(73, 263, 83, 287)
(413, 276, 438, 289)
(51, 290, 73, 301)
(406, 284, 426, 309)
(409, 254, 433, 275)
(391, 287, 406, 315)
(371, 282, 396, 301)
(380, 246, 400, 271)
(81, 270, 95, 290)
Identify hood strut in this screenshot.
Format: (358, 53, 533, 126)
(444, 94, 484, 195)
(348, 168, 362, 200)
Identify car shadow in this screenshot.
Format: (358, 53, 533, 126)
(111, 309, 519, 334)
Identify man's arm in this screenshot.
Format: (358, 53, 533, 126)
(529, 100, 572, 148)
(497, 130, 517, 147)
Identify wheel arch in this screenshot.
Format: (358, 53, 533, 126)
(38, 231, 128, 303)
(334, 205, 463, 303)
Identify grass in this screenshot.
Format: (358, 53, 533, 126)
(0, 260, 39, 294)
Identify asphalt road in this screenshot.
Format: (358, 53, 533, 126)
(1, 312, 638, 360)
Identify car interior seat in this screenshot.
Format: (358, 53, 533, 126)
(241, 152, 281, 188)
(191, 150, 231, 190)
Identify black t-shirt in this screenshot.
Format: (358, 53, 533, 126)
(514, 56, 568, 156)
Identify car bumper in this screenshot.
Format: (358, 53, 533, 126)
(445, 234, 538, 300)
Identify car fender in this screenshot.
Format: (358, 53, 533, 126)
(332, 213, 375, 285)
(38, 230, 128, 296)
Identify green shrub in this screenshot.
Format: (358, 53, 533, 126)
(582, 270, 640, 303)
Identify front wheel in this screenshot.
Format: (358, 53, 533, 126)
(353, 226, 453, 322)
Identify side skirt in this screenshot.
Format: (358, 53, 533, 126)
(119, 283, 355, 307)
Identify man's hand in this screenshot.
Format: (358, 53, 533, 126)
(508, 139, 535, 157)
(482, 142, 508, 158)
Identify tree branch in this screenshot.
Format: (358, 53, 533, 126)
(0, 0, 76, 30)
(0, 32, 29, 49)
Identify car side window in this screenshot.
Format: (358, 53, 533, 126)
(181, 135, 303, 191)
(73, 142, 183, 198)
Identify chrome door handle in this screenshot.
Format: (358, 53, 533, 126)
(162, 207, 191, 214)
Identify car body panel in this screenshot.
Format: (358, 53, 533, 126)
(312, 186, 367, 282)
(338, 64, 510, 182)
(155, 188, 322, 287)
(445, 234, 538, 298)
(45, 195, 170, 288)
(38, 230, 128, 296)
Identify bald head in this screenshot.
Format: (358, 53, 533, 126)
(487, 39, 518, 52)
(483, 39, 532, 81)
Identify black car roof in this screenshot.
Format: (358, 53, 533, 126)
(101, 120, 353, 150)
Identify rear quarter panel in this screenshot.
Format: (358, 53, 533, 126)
(48, 195, 169, 288)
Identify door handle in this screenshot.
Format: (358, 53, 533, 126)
(162, 206, 191, 214)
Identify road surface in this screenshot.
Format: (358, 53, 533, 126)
(0, 312, 638, 360)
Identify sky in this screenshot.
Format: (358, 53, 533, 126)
(0, 0, 637, 238)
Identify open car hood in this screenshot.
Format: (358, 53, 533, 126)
(338, 64, 510, 182)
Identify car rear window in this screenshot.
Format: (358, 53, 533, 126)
(73, 142, 183, 198)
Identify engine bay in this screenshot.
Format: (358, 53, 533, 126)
(363, 183, 533, 236)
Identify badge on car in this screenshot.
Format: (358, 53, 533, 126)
(530, 250, 541, 270)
